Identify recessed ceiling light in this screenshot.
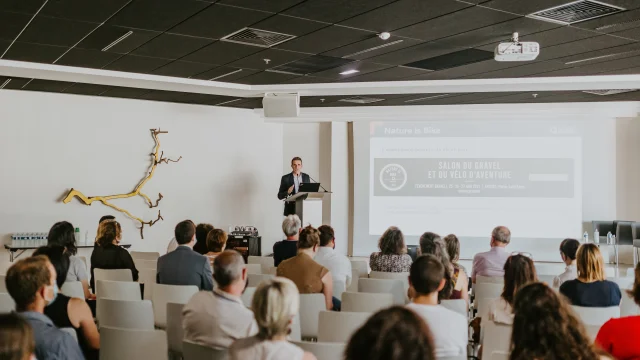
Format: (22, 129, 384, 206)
(339, 69, 360, 75)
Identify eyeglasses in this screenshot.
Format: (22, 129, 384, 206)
(511, 251, 533, 259)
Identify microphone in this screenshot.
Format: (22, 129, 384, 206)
(307, 174, 329, 193)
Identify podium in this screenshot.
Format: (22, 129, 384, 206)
(285, 191, 330, 225)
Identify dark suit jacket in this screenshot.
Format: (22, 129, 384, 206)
(156, 246, 214, 291)
(278, 172, 311, 216)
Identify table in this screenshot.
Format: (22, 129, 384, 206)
(4, 244, 132, 262)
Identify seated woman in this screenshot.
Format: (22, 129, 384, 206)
(444, 234, 467, 275)
(47, 221, 93, 299)
(369, 226, 412, 273)
(559, 243, 621, 307)
(511, 282, 611, 360)
(89, 220, 138, 293)
(418, 232, 468, 302)
(229, 277, 316, 360)
(487, 254, 537, 324)
(204, 229, 227, 267)
(553, 238, 580, 288)
(277, 226, 336, 311)
(0, 312, 35, 360)
(193, 223, 214, 255)
(34, 246, 100, 360)
(596, 262, 640, 359)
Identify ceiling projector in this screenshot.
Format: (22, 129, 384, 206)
(495, 32, 539, 62)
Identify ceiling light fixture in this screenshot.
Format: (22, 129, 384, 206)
(0, 78, 11, 89)
(404, 94, 450, 103)
(102, 31, 133, 52)
(378, 32, 391, 40)
(339, 69, 360, 75)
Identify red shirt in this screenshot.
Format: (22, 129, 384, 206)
(596, 316, 640, 360)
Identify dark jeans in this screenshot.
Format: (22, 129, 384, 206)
(332, 296, 341, 312)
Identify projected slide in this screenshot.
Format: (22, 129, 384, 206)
(369, 121, 582, 238)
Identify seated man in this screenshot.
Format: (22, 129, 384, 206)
(273, 215, 301, 266)
(157, 220, 214, 290)
(471, 226, 511, 283)
(553, 238, 580, 288)
(315, 225, 352, 291)
(5, 256, 84, 360)
(406, 255, 468, 358)
(183, 250, 257, 349)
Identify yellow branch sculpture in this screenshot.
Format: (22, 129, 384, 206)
(62, 128, 182, 239)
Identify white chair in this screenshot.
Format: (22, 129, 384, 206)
(94, 269, 134, 285)
(183, 340, 228, 360)
(61, 281, 85, 299)
(134, 259, 157, 270)
(248, 256, 274, 274)
(350, 260, 369, 278)
(440, 356, 467, 360)
(0, 293, 15, 312)
(97, 299, 154, 330)
(369, 271, 409, 294)
(474, 282, 503, 310)
(289, 314, 302, 342)
(246, 264, 262, 274)
(571, 305, 620, 325)
(266, 267, 278, 275)
(0, 275, 6, 292)
(612, 277, 634, 290)
(152, 284, 198, 328)
(247, 274, 275, 287)
(96, 280, 141, 301)
(138, 268, 156, 300)
(440, 299, 468, 317)
(347, 269, 359, 292)
(482, 321, 512, 359)
(292, 341, 346, 360)
(241, 287, 256, 307)
(166, 302, 185, 358)
(334, 279, 346, 300)
(299, 294, 326, 339)
(358, 278, 406, 305)
(341, 292, 393, 313)
(477, 297, 498, 319)
(318, 311, 371, 343)
(621, 293, 640, 317)
(491, 351, 509, 360)
(476, 275, 503, 284)
(131, 251, 160, 261)
(584, 324, 602, 341)
(100, 326, 168, 360)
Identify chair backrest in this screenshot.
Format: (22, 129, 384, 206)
(299, 294, 326, 339)
(0, 292, 15, 312)
(440, 299, 468, 317)
(182, 340, 228, 360)
(490, 351, 509, 360)
(477, 297, 498, 319)
(476, 275, 503, 284)
(571, 305, 620, 325)
(358, 278, 406, 305)
(60, 281, 85, 299)
(584, 324, 602, 341)
(131, 251, 160, 261)
(152, 284, 198, 328)
(292, 341, 346, 360)
(94, 268, 133, 285)
(341, 292, 393, 313)
(248, 256, 274, 274)
(369, 271, 409, 294)
(333, 279, 346, 300)
(346, 269, 359, 292)
(241, 287, 256, 308)
(246, 264, 262, 274)
(138, 268, 156, 301)
(247, 274, 275, 287)
(318, 311, 371, 343)
(439, 356, 468, 360)
(0, 275, 6, 292)
(97, 299, 154, 330)
(350, 260, 369, 278)
(166, 302, 185, 355)
(616, 221, 634, 245)
(96, 280, 141, 301)
(482, 320, 512, 359)
(474, 283, 503, 309)
(134, 259, 157, 270)
(620, 293, 640, 317)
(289, 314, 302, 342)
(611, 277, 634, 290)
(100, 326, 168, 360)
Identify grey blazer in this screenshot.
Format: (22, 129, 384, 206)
(156, 246, 214, 291)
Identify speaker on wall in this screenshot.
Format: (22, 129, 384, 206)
(262, 93, 300, 118)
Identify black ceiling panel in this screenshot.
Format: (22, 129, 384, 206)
(518, 26, 603, 48)
(0, 0, 47, 14)
(218, 0, 305, 13)
(191, 66, 259, 81)
(23, 79, 73, 92)
(170, 4, 272, 40)
(138, 90, 191, 103)
(558, 42, 640, 66)
(131, 33, 213, 59)
(339, 66, 430, 82)
(100, 86, 151, 98)
(611, 26, 640, 41)
(226, 49, 310, 70)
(0, 76, 32, 89)
(182, 41, 263, 65)
(310, 61, 392, 79)
(103, 54, 172, 73)
(152, 60, 216, 78)
(466, 60, 569, 79)
(18, 16, 98, 47)
(252, 15, 327, 37)
(2, 42, 67, 63)
(534, 34, 633, 61)
(604, 64, 640, 75)
(56, 48, 123, 68)
(107, 0, 210, 32)
(408, 59, 510, 80)
(322, 36, 424, 60)
(226, 97, 263, 108)
(284, 0, 396, 23)
(62, 83, 113, 96)
(573, 8, 640, 33)
(406, 49, 495, 71)
(231, 70, 298, 84)
(40, 0, 131, 23)
(365, 39, 464, 66)
(275, 25, 372, 54)
(280, 75, 331, 84)
(77, 25, 161, 54)
(272, 55, 354, 75)
(179, 93, 228, 105)
(340, 0, 471, 33)
(0, 11, 33, 41)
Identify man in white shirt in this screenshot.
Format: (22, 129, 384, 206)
(406, 255, 468, 358)
(471, 226, 511, 283)
(183, 250, 257, 349)
(553, 238, 580, 288)
(315, 225, 352, 292)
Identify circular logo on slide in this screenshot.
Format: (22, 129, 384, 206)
(379, 163, 407, 191)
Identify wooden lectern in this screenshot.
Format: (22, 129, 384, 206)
(285, 191, 330, 225)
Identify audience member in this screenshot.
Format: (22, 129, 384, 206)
(277, 226, 337, 310)
(559, 243, 621, 307)
(471, 226, 511, 283)
(314, 225, 352, 291)
(47, 221, 93, 299)
(90, 219, 138, 292)
(183, 250, 257, 350)
(34, 246, 99, 359)
(553, 238, 580, 288)
(487, 254, 537, 325)
(0, 312, 35, 360)
(273, 215, 302, 266)
(596, 262, 640, 359)
(157, 220, 214, 291)
(406, 255, 467, 357)
(510, 282, 606, 360)
(5, 256, 84, 360)
(229, 278, 315, 360)
(369, 226, 412, 273)
(193, 223, 214, 255)
(166, 219, 194, 253)
(444, 234, 467, 275)
(95, 215, 115, 247)
(418, 232, 460, 301)
(204, 229, 228, 267)
(345, 306, 436, 360)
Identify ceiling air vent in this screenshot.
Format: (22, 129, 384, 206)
(528, 0, 625, 25)
(339, 96, 385, 104)
(582, 89, 638, 95)
(221, 28, 296, 48)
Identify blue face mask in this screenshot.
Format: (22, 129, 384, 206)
(46, 284, 59, 306)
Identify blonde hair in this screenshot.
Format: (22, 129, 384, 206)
(576, 243, 606, 282)
(251, 277, 300, 340)
(96, 220, 122, 247)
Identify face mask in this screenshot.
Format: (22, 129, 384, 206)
(45, 284, 59, 306)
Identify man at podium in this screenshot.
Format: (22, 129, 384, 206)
(278, 157, 310, 216)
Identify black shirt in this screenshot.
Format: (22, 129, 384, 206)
(45, 294, 97, 360)
(90, 243, 139, 291)
(559, 279, 622, 307)
(273, 240, 298, 266)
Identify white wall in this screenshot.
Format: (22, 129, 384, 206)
(0, 90, 284, 256)
(282, 123, 320, 177)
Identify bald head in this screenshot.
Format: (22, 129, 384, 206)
(213, 250, 246, 288)
(492, 226, 511, 245)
